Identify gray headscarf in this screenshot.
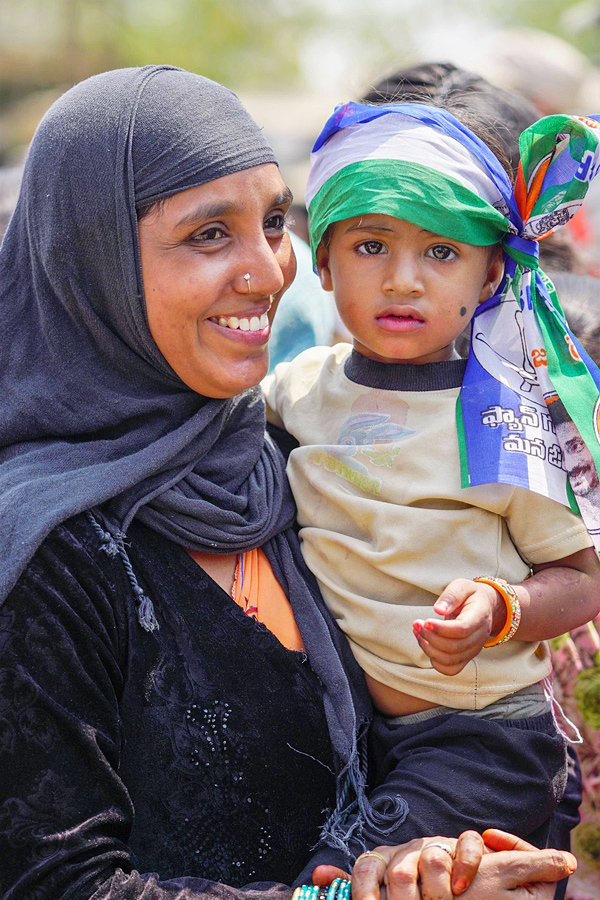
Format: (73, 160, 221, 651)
(0, 65, 296, 599)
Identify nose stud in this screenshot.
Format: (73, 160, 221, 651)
(243, 273, 251, 294)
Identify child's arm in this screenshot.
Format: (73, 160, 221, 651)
(413, 547, 600, 676)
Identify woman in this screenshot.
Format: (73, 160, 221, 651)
(0, 65, 574, 900)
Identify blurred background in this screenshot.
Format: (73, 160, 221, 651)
(1, 0, 599, 205)
(0, 3, 600, 897)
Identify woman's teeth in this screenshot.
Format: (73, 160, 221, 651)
(214, 313, 269, 332)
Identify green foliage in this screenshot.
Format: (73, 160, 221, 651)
(112, 0, 321, 89)
(573, 665, 600, 729)
(574, 820, 600, 870)
(0, 0, 323, 93)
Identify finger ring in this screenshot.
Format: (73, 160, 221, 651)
(355, 850, 387, 866)
(425, 842, 453, 855)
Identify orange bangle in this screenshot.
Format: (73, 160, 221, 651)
(475, 576, 522, 648)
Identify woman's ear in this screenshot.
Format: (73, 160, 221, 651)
(315, 241, 334, 292)
(479, 245, 504, 303)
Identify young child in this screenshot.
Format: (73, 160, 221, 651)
(264, 101, 600, 845)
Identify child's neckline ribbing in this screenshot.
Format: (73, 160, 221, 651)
(344, 349, 467, 392)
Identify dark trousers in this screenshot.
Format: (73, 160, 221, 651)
(366, 710, 570, 847)
(549, 746, 582, 900)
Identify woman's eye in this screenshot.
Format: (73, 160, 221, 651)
(264, 212, 287, 232)
(357, 240, 385, 255)
(191, 226, 227, 243)
(428, 245, 456, 261)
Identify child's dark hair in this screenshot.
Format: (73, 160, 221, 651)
(360, 62, 540, 180)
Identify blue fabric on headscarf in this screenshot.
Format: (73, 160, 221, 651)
(0, 65, 383, 859)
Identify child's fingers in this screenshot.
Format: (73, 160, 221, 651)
(417, 644, 474, 675)
(414, 630, 481, 675)
(414, 626, 469, 658)
(415, 619, 486, 651)
(432, 579, 475, 616)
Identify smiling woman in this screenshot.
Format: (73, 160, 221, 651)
(138, 169, 295, 398)
(0, 64, 576, 900)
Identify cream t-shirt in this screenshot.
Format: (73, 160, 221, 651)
(264, 345, 592, 710)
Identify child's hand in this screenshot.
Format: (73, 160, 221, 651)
(413, 579, 505, 675)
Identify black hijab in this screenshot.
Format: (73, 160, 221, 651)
(0, 65, 392, 858)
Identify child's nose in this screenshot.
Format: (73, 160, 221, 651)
(384, 255, 424, 297)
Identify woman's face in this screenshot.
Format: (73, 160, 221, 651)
(139, 163, 296, 398)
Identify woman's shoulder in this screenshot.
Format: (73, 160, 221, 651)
(8, 510, 134, 635)
(25, 509, 125, 576)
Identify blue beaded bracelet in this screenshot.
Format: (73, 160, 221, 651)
(292, 877, 352, 900)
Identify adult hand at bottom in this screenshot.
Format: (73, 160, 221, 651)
(312, 831, 485, 900)
(456, 829, 577, 900)
(310, 829, 575, 900)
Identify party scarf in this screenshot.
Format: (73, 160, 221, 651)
(306, 103, 600, 549)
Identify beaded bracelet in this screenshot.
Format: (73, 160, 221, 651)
(475, 576, 522, 648)
(291, 877, 352, 900)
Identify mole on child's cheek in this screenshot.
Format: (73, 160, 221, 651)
(460, 306, 467, 317)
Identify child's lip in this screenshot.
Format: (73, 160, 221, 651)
(376, 306, 425, 322)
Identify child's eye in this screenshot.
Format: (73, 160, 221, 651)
(357, 240, 386, 255)
(428, 245, 457, 261)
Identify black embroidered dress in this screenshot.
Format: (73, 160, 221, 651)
(0, 514, 337, 899)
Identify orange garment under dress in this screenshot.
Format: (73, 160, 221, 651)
(231, 547, 305, 652)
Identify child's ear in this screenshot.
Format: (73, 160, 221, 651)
(315, 241, 334, 292)
(479, 245, 504, 303)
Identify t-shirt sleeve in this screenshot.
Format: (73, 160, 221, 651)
(505, 487, 593, 564)
(262, 345, 348, 432)
(261, 366, 288, 429)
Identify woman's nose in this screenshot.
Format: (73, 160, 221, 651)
(237, 234, 288, 297)
(383, 254, 424, 297)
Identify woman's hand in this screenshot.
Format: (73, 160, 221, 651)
(311, 829, 576, 900)
(457, 829, 577, 899)
(312, 830, 485, 900)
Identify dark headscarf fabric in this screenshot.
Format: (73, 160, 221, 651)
(0, 65, 294, 599)
(0, 65, 385, 859)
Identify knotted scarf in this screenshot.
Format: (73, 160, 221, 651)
(306, 102, 600, 549)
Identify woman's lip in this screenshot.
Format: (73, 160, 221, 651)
(207, 312, 271, 343)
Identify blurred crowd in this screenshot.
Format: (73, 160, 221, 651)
(0, 24, 599, 900)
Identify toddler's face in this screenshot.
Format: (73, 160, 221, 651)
(316, 215, 503, 366)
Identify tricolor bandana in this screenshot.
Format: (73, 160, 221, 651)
(306, 102, 600, 550)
